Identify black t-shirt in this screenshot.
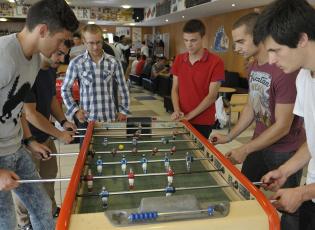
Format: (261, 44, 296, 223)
(103, 42, 115, 57)
(24, 68, 56, 143)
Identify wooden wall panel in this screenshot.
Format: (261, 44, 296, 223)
(156, 8, 260, 77)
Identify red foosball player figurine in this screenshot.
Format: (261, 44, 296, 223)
(86, 169, 93, 192)
(170, 145, 176, 155)
(128, 168, 135, 190)
(152, 147, 158, 156)
(167, 168, 174, 186)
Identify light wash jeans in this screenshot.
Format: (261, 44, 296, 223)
(0, 146, 54, 230)
(14, 139, 58, 227)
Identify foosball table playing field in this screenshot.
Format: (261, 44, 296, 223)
(55, 118, 280, 230)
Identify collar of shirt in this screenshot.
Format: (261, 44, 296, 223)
(83, 50, 107, 63)
(183, 48, 209, 63)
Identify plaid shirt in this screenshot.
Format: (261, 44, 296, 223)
(61, 51, 129, 122)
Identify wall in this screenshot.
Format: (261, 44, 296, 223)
(0, 21, 152, 43)
(0, 21, 24, 35)
(156, 8, 260, 77)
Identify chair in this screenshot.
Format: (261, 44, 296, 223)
(226, 94, 248, 132)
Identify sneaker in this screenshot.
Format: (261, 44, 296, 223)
(53, 207, 61, 218)
(17, 224, 33, 230)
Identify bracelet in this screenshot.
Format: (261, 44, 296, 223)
(60, 119, 67, 127)
(22, 136, 36, 146)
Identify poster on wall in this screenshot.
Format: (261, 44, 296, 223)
(145, 5, 156, 20)
(0, 3, 14, 17)
(116, 27, 131, 37)
(132, 27, 142, 49)
(171, 0, 185, 13)
(74, 7, 90, 20)
(212, 26, 229, 53)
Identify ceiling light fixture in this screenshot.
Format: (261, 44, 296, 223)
(8, 0, 15, 3)
(165, 19, 169, 22)
(121, 5, 131, 9)
(0, 18, 8, 21)
(182, 15, 185, 18)
(232, 3, 236, 7)
(88, 21, 95, 24)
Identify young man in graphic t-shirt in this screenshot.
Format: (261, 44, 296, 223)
(0, 1, 78, 229)
(14, 40, 77, 229)
(210, 13, 305, 230)
(171, 19, 224, 138)
(253, 1, 315, 229)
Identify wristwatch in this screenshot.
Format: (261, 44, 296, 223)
(22, 136, 36, 146)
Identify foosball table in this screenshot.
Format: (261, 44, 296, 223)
(56, 118, 280, 230)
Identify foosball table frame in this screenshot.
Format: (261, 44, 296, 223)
(56, 120, 280, 230)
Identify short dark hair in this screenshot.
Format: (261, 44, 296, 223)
(141, 54, 147, 60)
(253, 0, 315, 48)
(73, 32, 81, 39)
(183, 19, 206, 37)
(113, 35, 120, 42)
(233, 12, 259, 35)
(26, 0, 79, 34)
(63, 40, 72, 49)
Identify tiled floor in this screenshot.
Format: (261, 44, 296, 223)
(54, 84, 306, 207)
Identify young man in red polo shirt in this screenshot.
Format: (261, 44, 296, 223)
(171, 19, 224, 138)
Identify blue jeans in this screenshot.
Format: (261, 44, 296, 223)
(242, 149, 302, 230)
(0, 147, 54, 230)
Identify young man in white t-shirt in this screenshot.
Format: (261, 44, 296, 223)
(253, 0, 315, 229)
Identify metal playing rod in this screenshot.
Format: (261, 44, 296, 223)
(135, 207, 220, 220)
(77, 184, 232, 197)
(18, 178, 71, 183)
(77, 126, 185, 131)
(92, 169, 223, 180)
(252, 181, 267, 186)
(50, 153, 79, 157)
(17, 169, 222, 184)
(17, 177, 263, 188)
(93, 147, 201, 155)
(79, 132, 189, 138)
(87, 139, 196, 145)
(99, 157, 214, 165)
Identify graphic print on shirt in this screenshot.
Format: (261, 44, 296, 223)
(0, 75, 31, 125)
(249, 71, 272, 127)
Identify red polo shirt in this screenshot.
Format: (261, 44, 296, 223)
(172, 49, 224, 125)
(135, 59, 146, 76)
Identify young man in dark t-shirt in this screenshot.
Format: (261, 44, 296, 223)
(171, 19, 224, 138)
(15, 41, 77, 229)
(151, 56, 168, 93)
(210, 13, 305, 230)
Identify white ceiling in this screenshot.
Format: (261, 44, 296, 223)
(2, 0, 315, 27)
(1, 0, 160, 7)
(140, 0, 275, 26)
